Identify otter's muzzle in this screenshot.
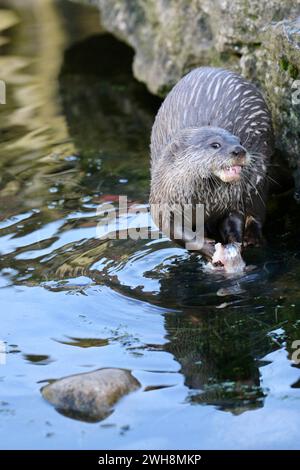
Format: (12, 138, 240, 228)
(216, 145, 249, 183)
(230, 145, 246, 159)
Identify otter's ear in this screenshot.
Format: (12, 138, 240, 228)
(162, 138, 182, 161)
(161, 128, 196, 161)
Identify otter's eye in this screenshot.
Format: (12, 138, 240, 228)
(211, 142, 221, 149)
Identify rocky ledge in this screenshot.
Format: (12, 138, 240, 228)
(72, 0, 300, 188)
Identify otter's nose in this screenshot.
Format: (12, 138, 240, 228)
(230, 145, 246, 158)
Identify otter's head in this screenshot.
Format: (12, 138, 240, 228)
(170, 126, 250, 183)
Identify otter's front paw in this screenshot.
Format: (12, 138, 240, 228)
(243, 234, 265, 248)
(244, 216, 265, 247)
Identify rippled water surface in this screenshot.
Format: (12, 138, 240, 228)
(0, 1, 300, 450)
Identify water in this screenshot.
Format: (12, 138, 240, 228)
(0, 0, 300, 450)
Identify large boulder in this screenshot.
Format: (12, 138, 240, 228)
(71, 0, 300, 185)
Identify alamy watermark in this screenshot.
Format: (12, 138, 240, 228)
(95, 196, 205, 250)
(0, 341, 6, 365)
(292, 340, 300, 365)
(292, 80, 300, 105)
(0, 80, 6, 104)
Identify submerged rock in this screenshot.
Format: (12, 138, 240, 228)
(41, 368, 140, 422)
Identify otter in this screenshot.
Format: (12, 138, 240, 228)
(150, 67, 274, 269)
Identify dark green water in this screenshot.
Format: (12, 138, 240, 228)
(0, 0, 300, 450)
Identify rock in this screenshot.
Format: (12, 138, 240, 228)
(70, 0, 300, 187)
(259, 18, 300, 193)
(41, 368, 140, 422)
(0, 9, 19, 32)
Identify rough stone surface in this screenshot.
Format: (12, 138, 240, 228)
(259, 18, 300, 191)
(71, 0, 300, 183)
(41, 368, 141, 422)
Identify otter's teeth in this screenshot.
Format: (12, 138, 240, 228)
(225, 165, 242, 175)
